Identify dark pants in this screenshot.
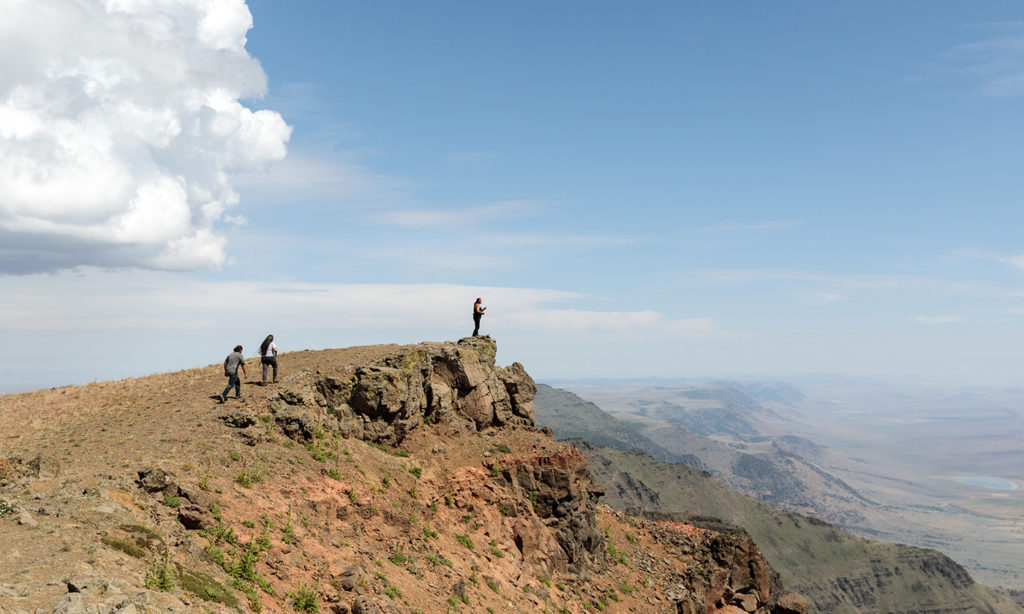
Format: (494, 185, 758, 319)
(261, 356, 278, 383)
(473, 313, 482, 336)
(222, 373, 241, 399)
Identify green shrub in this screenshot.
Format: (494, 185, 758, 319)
(235, 464, 264, 488)
(290, 582, 319, 613)
(422, 523, 438, 540)
(455, 533, 474, 550)
(389, 546, 409, 565)
(489, 540, 504, 558)
(145, 550, 175, 591)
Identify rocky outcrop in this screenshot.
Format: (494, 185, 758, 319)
(497, 448, 604, 574)
(637, 518, 791, 614)
(1, 337, 815, 614)
(272, 336, 535, 445)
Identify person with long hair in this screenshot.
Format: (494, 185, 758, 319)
(472, 298, 486, 336)
(259, 334, 278, 385)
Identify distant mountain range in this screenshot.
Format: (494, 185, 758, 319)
(535, 383, 1023, 613)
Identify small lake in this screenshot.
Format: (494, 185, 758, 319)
(953, 476, 1019, 491)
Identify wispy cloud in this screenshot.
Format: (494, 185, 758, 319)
(953, 247, 1024, 272)
(355, 244, 517, 272)
(369, 200, 536, 228)
(818, 293, 847, 304)
(698, 219, 803, 233)
(447, 152, 496, 167)
(0, 270, 717, 341)
(913, 315, 963, 324)
(235, 149, 408, 207)
(480, 233, 637, 248)
(947, 23, 1024, 97)
(696, 269, 1000, 295)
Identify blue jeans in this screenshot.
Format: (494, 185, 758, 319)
(222, 373, 241, 398)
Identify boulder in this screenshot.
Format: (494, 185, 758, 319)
(219, 410, 257, 428)
(351, 596, 380, 614)
(775, 592, 810, 614)
(136, 469, 172, 493)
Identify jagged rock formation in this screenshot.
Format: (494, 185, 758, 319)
(0, 338, 801, 614)
(274, 337, 535, 444)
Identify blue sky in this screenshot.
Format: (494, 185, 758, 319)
(3, 1, 1024, 389)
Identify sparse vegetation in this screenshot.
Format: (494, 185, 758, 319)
(389, 546, 409, 565)
(145, 550, 175, 591)
(489, 540, 504, 558)
(102, 536, 146, 558)
(290, 582, 319, 612)
(606, 541, 627, 565)
(306, 442, 335, 462)
(235, 463, 264, 488)
(177, 565, 238, 607)
(455, 533, 474, 550)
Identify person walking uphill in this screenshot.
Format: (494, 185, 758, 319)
(219, 345, 247, 403)
(259, 334, 278, 385)
(472, 298, 487, 336)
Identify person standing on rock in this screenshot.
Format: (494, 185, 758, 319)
(259, 334, 278, 385)
(472, 297, 487, 336)
(219, 345, 247, 403)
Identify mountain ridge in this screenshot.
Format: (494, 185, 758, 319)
(0, 338, 806, 614)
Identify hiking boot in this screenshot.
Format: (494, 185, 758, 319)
(218, 394, 226, 403)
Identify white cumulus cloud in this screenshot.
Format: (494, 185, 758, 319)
(0, 0, 291, 273)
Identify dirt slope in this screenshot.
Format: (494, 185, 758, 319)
(0, 338, 805, 614)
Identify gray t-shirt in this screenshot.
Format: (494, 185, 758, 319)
(224, 351, 245, 376)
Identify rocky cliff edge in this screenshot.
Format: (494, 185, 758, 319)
(0, 337, 804, 614)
